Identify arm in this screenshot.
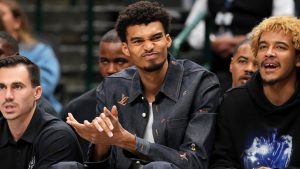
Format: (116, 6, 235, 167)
(34, 126, 83, 169)
(209, 96, 240, 169)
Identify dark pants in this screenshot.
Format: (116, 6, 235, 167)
(143, 161, 180, 169)
(48, 162, 85, 169)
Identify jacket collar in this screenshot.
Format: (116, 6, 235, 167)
(128, 56, 183, 103)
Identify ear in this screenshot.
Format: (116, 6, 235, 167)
(166, 34, 172, 48)
(121, 42, 130, 57)
(229, 57, 233, 73)
(296, 53, 300, 68)
(34, 86, 42, 101)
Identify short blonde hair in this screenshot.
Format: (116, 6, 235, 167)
(250, 16, 300, 56)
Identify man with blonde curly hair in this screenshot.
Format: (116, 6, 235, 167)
(210, 16, 300, 169)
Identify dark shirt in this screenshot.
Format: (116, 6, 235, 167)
(38, 97, 58, 117)
(86, 57, 221, 169)
(62, 88, 97, 159)
(0, 107, 83, 169)
(210, 73, 300, 169)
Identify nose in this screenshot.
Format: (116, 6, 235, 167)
(5, 88, 13, 101)
(144, 40, 154, 51)
(245, 63, 257, 73)
(266, 47, 275, 57)
(107, 63, 118, 76)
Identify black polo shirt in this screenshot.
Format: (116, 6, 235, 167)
(0, 107, 83, 169)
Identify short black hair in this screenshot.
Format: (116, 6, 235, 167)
(0, 55, 40, 87)
(0, 31, 19, 53)
(232, 39, 250, 57)
(115, 1, 171, 42)
(101, 29, 121, 43)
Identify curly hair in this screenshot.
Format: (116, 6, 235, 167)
(250, 16, 300, 56)
(115, 1, 171, 42)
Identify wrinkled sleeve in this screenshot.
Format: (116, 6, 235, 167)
(84, 81, 113, 169)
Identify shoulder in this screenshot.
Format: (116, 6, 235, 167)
(37, 112, 77, 139)
(66, 88, 96, 106)
(62, 88, 97, 121)
(108, 66, 137, 80)
(221, 85, 249, 107)
(178, 59, 220, 85)
(98, 66, 137, 88)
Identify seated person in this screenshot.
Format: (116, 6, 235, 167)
(62, 29, 132, 158)
(0, 31, 57, 117)
(67, 1, 221, 169)
(210, 16, 300, 169)
(0, 55, 83, 169)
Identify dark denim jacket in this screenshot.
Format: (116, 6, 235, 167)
(86, 57, 221, 169)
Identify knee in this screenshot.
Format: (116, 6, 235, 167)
(143, 161, 178, 169)
(48, 161, 85, 169)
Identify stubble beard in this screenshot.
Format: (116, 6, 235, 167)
(143, 58, 166, 72)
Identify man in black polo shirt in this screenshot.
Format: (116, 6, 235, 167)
(0, 55, 83, 169)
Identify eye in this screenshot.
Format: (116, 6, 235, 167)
(13, 84, 23, 90)
(276, 45, 287, 50)
(238, 58, 247, 64)
(151, 34, 163, 41)
(258, 44, 267, 50)
(132, 39, 143, 45)
(114, 58, 128, 65)
(99, 59, 109, 65)
(0, 84, 5, 90)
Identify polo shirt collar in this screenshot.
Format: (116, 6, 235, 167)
(0, 118, 11, 147)
(0, 108, 42, 147)
(128, 56, 183, 103)
(21, 108, 43, 143)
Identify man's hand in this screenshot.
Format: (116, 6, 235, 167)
(66, 113, 99, 142)
(66, 106, 136, 151)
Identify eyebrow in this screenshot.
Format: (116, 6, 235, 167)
(129, 32, 164, 41)
(259, 40, 289, 46)
(237, 56, 249, 60)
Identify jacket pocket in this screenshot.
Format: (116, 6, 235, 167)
(166, 118, 188, 148)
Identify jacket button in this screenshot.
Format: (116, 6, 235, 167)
(142, 112, 146, 118)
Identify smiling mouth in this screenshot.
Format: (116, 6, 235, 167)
(264, 63, 277, 69)
(262, 61, 279, 73)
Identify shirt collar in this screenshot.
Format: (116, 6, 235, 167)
(21, 107, 45, 143)
(0, 118, 11, 147)
(0, 107, 43, 147)
(128, 56, 183, 103)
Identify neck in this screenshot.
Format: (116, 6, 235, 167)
(263, 75, 298, 106)
(7, 105, 36, 142)
(139, 61, 168, 103)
